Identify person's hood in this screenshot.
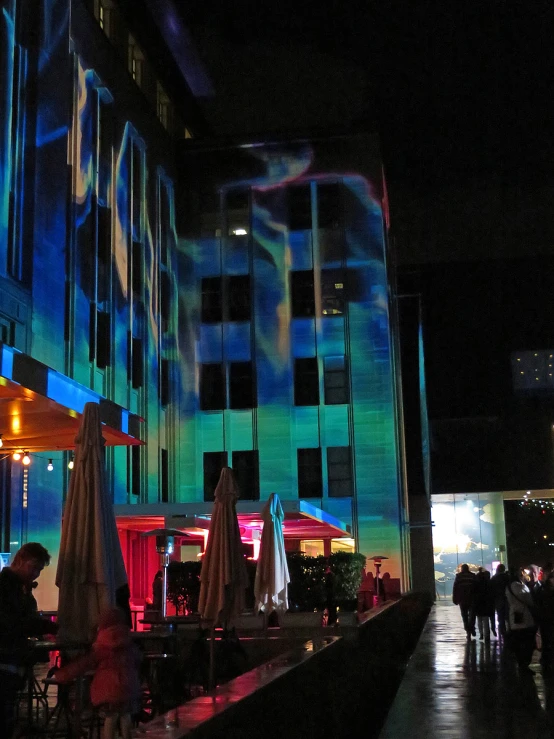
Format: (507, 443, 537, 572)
(94, 624, 132, 653)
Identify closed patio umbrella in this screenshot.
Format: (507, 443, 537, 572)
(198, 467, 248, 627)
(56, 402, 128, 644)
(254, 493, 289, 617)
(198, 467, 248, 689)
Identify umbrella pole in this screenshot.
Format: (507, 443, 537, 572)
(162, 555, 169, 620)
(209, 624, 216, 691)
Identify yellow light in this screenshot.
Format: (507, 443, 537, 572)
(0, 434, 3, 448)
(11, 416, 20, 432)
(22, 452, 31, 466)
(517, 358, 521, 361)
(47, 459, 54, 472)
(68, 458, 74, 470)
(12, 451, 21, 461)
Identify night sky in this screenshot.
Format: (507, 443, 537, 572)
(176, 1, 554, 197)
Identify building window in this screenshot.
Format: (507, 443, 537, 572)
(229, 361, 256, 409)
(96, 311, 111, 369)
(160, 358, 170, 407)
(160, 448, 169, 502)
(200, 363, 225, 410)
(327, 446, 353, 498)
(317, 182, 342, 229)
(204, 451, 228, 501)
(94, 0, 113, 37)
(294, 357, 319, 406)
(132, 241, 142, 296)
(129, 445, 141, 497)
(130, 336, 144, 389)
(128, 35, 144, 86)
(157, 82, 172, 131)
(323, 356, 349, 404)
(201, 277, 222, 323)
(321, 269, 345, 316)
(298, 448, 322, 498)
(160, 271, 171, 333)
(232, 450, 259, 501)
(511, 350, 554, 393)
(288, 184, 312, 231)
(229, 275, 251, 321)
(226, 189, 249, 236)
(291, 271, 315, 318)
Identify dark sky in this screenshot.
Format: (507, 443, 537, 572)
(177, 1, 554, 188)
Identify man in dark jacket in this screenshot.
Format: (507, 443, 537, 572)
(490, 563, 510, 638)
(452, 563, 476, 639)
(0, 542, 58, 737)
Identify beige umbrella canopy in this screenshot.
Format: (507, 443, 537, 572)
(254, 493, 290, 615)
(56, 402, 128, 643)
(198, 467, 248, 627)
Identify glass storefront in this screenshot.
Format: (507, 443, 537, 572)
(431, 493, 507, 599)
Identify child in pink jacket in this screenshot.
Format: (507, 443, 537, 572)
(56, 607, 141, 739)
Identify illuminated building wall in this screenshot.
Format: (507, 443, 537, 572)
(176, 138, 408, 580)
(0, 0, 203, 608)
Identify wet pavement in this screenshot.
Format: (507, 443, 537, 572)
(380, 602, 554, 739)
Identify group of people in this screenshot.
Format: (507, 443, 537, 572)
(453, 561, 554, 673)
(0, 543, 141, 739)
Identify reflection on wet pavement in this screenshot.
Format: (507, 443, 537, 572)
(380, 603, 554, 739)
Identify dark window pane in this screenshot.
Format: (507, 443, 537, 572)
(97, 206, 111, 303)
(160, 271, 171, 332)
(131, 337, 143, 388)
(291, 270, 315, 318)
(131, 445, 141, 496)
(288, 184, 312, 231)
(324, 355, 349, 404)
(132, 240, 142, 296)
(230, 361, 256, 409)
(229, 275, 251, 321)
(132, 146, 141, 233)
(226, 189, 249, 236)
(96, 311, 111, 369)
(160, 448, 169, 502)
(201, 277, 222, 323)
(317, 182, 342, 229)
(328, 446, 353, 498)
(232, 450, 259, 501)
(298, 448, 322, 498)
(321, 269, 345, 316)
(160, 358, 169, 407)
(200, 363, 225, 410)
(203, 451, 228, 501)
(294, 357, 319, 406)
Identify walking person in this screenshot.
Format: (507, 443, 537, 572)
(0, 542, 58, 738)
(505, 567, 537, 673)
(56, 607, 141, 739)
(490, 563, 510, 638)
(534, 568, 554, 674)
(452, 563, 476, 640)
(474, 567, 494, 642)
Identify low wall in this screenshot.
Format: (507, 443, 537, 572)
(143, 592, 431, 739)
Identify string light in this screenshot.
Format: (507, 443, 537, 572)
(22, 452, 31, 466)
(0, 434, 3, 448)
(47, 459, 53, 472)
(12, 451, 21, 461)
(68, 456, 74, 470)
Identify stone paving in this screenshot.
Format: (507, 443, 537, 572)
(380, 602, 554, 739)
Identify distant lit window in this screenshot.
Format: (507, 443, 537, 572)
(156, 82, 172, 131)
(94, 0, 113, 38)
(225, 190, 249, 236)
(291, 270, 315, 318)
(128, 35, 144, 87)
(511, 350, 554, 393)
(321, 269, 345, 316)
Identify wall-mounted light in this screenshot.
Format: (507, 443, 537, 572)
(47, 459, 54, 472)
(22, 452, 31, 466)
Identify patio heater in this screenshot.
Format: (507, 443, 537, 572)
(369, 556, 389, 601)
(142, 528, 189, 619)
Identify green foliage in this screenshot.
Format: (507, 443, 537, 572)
(329, 551, 366, 601)
(167, 560, 202, 615)
(286, 552, 327, 611)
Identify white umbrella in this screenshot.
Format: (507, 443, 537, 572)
(254, 493, 289, 617)
(56, 402, 128, 643)
(198, 467, 248, 627)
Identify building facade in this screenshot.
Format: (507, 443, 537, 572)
(0, 0, 417, 608)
